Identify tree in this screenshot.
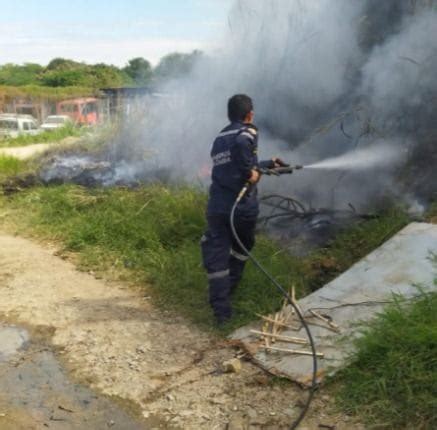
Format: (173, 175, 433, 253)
(123, 57, 152, 86)
(154, 50, 203, 81)
(40, 60, 131, 88)
(0, 63, 44, 86)
(46, 58, 82, 71)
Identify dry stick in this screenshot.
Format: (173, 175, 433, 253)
(304, 319, 340, 333)
(262, 345, 324, 358)
(250, 330, 309, 345)
(135, 199, 152, 216)
(291, 285, 304, 316)
(272, 313, 279, 343)
(255, 314, 301, 331)
(278, 298, 290, 327)
(262, 322, 270, 348)
(289, 288, 296, 315)
(309, 310, 340, 331)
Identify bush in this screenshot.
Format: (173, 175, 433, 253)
(0, 184, 410, 332)
(0, 124, 81, 148)
(335, 290, 437, 429)
(0, 155, 27, 179)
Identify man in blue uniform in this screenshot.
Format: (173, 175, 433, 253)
(201, 94, 283, 325)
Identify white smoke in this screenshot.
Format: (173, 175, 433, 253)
(61, 0, 437, 210)
(131, 0, 367, 176)
(362, 8, 437, 119)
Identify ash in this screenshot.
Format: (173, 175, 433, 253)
(40, 155, 171, 187)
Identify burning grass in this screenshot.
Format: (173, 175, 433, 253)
(0, 183, 410, 331)
(333, 289, 437, 430)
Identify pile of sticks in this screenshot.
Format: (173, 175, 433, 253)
(251, 286, 341, 359)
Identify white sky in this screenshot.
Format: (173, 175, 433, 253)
(0, 0, 234, 66)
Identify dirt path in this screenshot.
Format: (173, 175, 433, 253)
(0, 137, 80, 160)
(0, 143, 55, 159)
(0, 232, 358, 429)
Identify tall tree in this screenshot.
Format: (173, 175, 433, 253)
(123, 57, 152, 86)
(0, 63, 44, 86)
(154, 50, 203, 81)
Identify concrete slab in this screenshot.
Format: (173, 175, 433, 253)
(231, 222, 437, 386)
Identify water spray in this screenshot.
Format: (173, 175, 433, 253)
(303, 144, 405, 171)
(231, 164, 318, 430)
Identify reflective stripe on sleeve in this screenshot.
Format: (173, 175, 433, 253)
(207, 269, 230, 280)
(230, 249, 249, 261)
(239, 132, 255, 141)
(217, 128, 243, 138)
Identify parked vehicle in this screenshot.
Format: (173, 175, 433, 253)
(0, 114, 40, 138)
(56, 98, 98, 125)
(40, 115, 73, 131)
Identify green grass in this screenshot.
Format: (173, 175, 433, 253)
(334, 290, 437, 429)
(0, 184, 410, 332)
(0, 124, 81, 148)
(0, 84, 97, 101)
(0, 155, 28, 181)
(427, 202, 437, 223)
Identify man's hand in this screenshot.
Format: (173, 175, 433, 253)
(248, 169, 260, 184)
(272, 157, 290, 168)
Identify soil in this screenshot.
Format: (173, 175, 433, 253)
(0, 143, 55, 160)
(0, 232, 363, 429)
(0, 137, 80, 160)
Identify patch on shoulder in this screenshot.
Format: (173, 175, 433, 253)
(247, 128, 258, 136)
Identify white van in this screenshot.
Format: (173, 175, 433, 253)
(40, 115, 72, 131)
(0, 114, 40, 138)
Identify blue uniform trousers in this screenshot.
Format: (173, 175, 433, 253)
(201, 213, 256, 321)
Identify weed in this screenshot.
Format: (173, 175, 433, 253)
(0, 124, 81, 148)
(0, 84, 96, 101)
(0, 155, 28, 180)
(334, 290, 437, 429)
(427, 202, 437, 223)
(0, 184, 411, 333)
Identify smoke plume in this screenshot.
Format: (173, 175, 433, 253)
(47, 0, 437, 210)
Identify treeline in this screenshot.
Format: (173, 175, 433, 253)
(0, 51, 202, 89)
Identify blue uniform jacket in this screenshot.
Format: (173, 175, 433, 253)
(207, 121, 274, 218)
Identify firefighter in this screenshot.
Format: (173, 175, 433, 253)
(201, 94, 284, 325)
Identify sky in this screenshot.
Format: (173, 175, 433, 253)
(0, 0, 234, 67)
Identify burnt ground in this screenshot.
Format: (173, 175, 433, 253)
(0, 232, 363, 430)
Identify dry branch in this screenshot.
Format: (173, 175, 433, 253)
(262, 345, 324, 358)
(309, 310, 340, 331)
(250, 330, 309, 345)
(255, 313, 300, 331)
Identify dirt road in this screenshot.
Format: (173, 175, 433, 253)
(0, 143, 55, 160)
(0, 137, 80, 160)
(0, 232, 358, 429)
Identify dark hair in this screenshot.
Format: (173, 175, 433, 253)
(227, 94, 253, 122)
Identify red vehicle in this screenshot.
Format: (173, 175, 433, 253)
(56, 97, 98, 125)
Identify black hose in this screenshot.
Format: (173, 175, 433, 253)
(230, 185, 318, 430)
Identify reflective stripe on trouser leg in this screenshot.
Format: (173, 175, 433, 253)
(207, 269, 230, 280)
(201, 215, 233, 320)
